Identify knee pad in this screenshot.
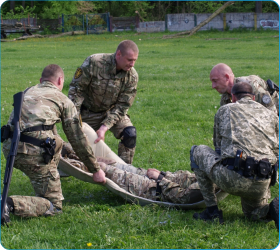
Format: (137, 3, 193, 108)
(120, 126, 136, 148)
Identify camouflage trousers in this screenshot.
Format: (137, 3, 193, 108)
(81, 109, 135, 164)
(5, 149, 63, 218)
(193, 145, 271, 220)
(104, 164, 203, 204)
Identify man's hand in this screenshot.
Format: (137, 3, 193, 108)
(94, 125, 109, 143)
(92, 169, 106, 184)
(147, 168, 160, 180)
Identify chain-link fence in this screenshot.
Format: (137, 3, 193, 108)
(61, 13, 110, 33)
(86, 13, 110, 34)
(62, 14, 84, 32)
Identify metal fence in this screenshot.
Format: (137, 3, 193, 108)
(86, 13, 110, 34)
(61, 13, 110, 33)
(62, 14, 84, 32)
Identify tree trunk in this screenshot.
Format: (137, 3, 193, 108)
(10, 1, 15, 11)
(164, 1, 234, 38)
(182, 2, 185, 13)
(255, 1, 262, 13)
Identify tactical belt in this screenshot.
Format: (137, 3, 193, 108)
(3, 124, 55, 147)
(222, 157, 274, 179)
(81, 105, 95, 113)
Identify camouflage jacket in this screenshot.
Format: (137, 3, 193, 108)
(214, 96, 279, 164)
(2, 81, 100, 173)
(220, 75, 279, 115)
(68, 53, 138, 129)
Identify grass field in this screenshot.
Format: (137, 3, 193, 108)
(1, 29, 279, 249)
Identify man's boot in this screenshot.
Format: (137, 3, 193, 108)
(1, 197, 14, 226)
(193, 206, 224, 224)
(44, 202, 62, 217)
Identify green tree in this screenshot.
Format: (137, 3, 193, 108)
(39, 1, 78, 19)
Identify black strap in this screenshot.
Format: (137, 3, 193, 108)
(222, 157, 273, 179)
(22, 124, 54, 133)
(20, 134, 45, 147)
(24, 86, 32, 94)
(156, 173, 165, 196)
(9, 132, 44, 147)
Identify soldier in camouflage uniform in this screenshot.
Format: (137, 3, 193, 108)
(64, 154, 209, 204)
(1, 64, 105, 222)
(190, 82, 279, 229)
(101, 163, 206, 204)
(68, 40, 139, 164)
(210, 63, 279, 115)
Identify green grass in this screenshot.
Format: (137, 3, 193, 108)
(1, 29, 279, 249)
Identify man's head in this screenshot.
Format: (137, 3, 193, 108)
(210, 63, 235, 94)
(40, 64, 64, 91)
(231, 82, 255, 102)
(115, 40, 139, 71)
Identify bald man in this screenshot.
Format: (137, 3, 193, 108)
(210, 63, 279, 115)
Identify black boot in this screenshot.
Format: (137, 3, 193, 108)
(193, 207, 224, 224)
(1, 197, 14, 226)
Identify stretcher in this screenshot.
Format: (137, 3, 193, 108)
(58, 123, 228, 209)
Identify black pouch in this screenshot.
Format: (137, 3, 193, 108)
(1, 125, 11, 143)
(42, 138, 56, 164)
(258, 159, 271, 178)
(270, 163, 279, 186)
(244, 156, 256, 178)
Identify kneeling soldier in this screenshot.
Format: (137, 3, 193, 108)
(1, 64, 105, 224)
(190, 82, 279, 230)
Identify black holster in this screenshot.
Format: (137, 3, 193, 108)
(41, 137, 56, 164)
(270, 162, 279, 186)
(1, 125, 11, 143)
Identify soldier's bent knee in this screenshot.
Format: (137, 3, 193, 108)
(120, 126, 136, 148)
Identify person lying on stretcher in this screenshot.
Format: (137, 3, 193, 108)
(60, 143, 222, 205)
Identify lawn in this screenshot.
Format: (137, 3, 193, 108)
(1, 29, 279, 249)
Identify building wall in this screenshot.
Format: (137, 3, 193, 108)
(139, 12, 279, 32)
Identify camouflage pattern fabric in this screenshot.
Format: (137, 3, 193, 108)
(2, 148, 63, 217)
(68, 53, 138, 164)
(193, 97, 279, 220)
(61, 156, 205, 204)
(2, 81, 101, 217)
(68, 53, 138, 129)
(214, 97, 279, 163)
(104, 165, 204, 204)
(3, 81, 100, 173)
(220, 75, 279, 115)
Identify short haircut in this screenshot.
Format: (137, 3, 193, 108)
(41, 64, 64, 82)
(231, 82, 255, 100)
(116, 40, 139, 55)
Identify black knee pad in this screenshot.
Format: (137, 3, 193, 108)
(121, 126, 137, 148)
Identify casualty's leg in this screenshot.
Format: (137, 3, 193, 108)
(101, 164, 158, 200)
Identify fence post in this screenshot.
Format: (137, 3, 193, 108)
(62, 14, 64, 33)
(165, 14, 168, 31)
(83, 14, 84, 31)
(223, 13, 226, 30)
(110, 15, 113, 32)
(86, 14, 88, 35)
(254, 13, 257, 31)
(135, 15, 139, 28)
(194, 14, 197, 27)
(107, 12, 110, 32)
